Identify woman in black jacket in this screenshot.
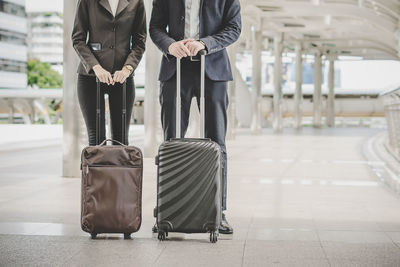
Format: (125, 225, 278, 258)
(72, 0, 146, 145)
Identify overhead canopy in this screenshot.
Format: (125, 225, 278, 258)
(241, 0, 400, 59)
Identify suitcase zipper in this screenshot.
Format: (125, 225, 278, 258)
(85, 164, 141, 175)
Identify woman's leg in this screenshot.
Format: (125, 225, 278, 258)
(108, 77, 135, 145)
(77, 74, 106, 146)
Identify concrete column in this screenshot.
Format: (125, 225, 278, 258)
(29, 99, 35, 123)
(326, 57, 335, 127)
(273, 34, 283, 132)
(14, 101, 32, 124)
(63, 0, 83, 177)
(227, 44, 237, 140)
(313, 51, 322, 128)
(250, 28, 262, 134)
(144, 0, 163, 157)
(294, 43, 303, 129)
(7, 99, 14, 124)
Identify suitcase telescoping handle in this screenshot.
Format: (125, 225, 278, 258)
(95, 77, 127, 146)
(176, 49, 207, 139)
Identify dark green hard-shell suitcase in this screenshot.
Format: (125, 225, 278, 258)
(155, 51, 222, 243)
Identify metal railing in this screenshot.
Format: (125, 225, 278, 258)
(381, 86, 400, 159)
(0, 87, 145, 124)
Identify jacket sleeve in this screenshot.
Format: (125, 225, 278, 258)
(124, 0, 147, 72)
(71, 0, 99, 73)
(149, 0, 176, 57)
(199, 0, 241, 55)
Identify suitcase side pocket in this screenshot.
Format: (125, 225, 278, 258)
(82, 165, 142, 233)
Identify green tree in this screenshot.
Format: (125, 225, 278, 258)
(27, 59, 62, 88)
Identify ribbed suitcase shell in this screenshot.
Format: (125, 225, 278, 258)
(156, 138, 222, 234)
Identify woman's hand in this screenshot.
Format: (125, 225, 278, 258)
(93, 65, 113, 85)
(113, 68, 131, 84)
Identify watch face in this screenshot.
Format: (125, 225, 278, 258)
(124, 66, 133, 72)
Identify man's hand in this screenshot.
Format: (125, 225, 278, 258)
(113, 68, 131, 84)
(168, 39, 194, 59)
(93, 65, 113, 85)
(185, 41, 206, 57)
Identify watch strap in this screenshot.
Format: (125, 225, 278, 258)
(123, 65, 133, 74)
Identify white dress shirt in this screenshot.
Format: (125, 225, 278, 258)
(108, 0, 119, 17)
(184, 0, 201, 39)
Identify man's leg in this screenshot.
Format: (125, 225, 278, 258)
(153, 66, 195, 233)
(159, 72, 194, 140)
(194, 77, 232, 234)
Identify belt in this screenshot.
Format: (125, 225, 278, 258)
(181, 55, 201, 62)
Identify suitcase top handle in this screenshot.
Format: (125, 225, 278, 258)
(99, 139, 127, 146)
(198, 50, 207, 56)
(176, 49, 207, 139)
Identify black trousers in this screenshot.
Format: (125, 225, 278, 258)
(159, 60, 229, 211)
(77, 74, 135, 146)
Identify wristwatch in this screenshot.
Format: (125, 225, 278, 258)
(123, 65, 134, 74)
(198, 40, 207, 51)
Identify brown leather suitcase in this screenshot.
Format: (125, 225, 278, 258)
(80, 78, 143, 239)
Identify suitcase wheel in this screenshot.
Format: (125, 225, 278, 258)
(157, 231, 167, 241)
(210, 231, 218, 243)
(90, 233, 97, 239)
(124, 233, 131, 240)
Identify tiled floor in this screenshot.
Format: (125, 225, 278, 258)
(1, 127, 400, 266)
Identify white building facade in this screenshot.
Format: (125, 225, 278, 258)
(27, 11, 63, 73)
(0, 0, 27, 88)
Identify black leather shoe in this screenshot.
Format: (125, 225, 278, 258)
(219, 213, 233, 234)
(152, 222, 158, 233)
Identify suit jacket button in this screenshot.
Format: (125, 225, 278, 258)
(110, 45, 114, 49)
(181, 16, 184, 20)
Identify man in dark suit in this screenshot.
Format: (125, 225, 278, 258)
(150, 0, 241, 234)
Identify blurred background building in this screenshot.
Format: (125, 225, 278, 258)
(27, 11, 63, 74)
(0, 0, 27, 89)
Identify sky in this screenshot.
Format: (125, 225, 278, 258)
(25, 0, 63, 13)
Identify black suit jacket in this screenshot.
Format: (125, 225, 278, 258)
(149, 0, 241, 82)
(72, 0, 146, 76)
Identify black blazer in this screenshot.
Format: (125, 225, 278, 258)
(72, 0, 146, 76)
(149, 0, 241, 82)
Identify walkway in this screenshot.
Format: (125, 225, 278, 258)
(1, 126, 400, 266)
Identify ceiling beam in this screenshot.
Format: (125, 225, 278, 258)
(240, 0, 400, 59)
